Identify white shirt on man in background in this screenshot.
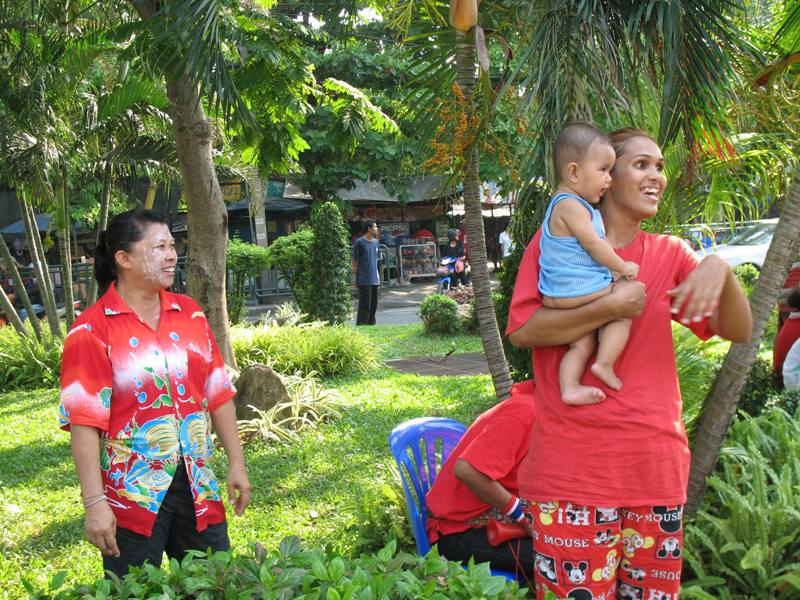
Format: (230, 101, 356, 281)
(499, 230, 513, 258)
(784, 339, 800, 392)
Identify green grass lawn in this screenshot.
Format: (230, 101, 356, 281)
(360, 322, 483, 361)
(0, 327, 492, 598)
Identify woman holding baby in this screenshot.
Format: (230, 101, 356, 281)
(507, 127, 752, 599)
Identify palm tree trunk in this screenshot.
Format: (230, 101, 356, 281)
(0, 285, 27, 336)
(56, 170, 75, 327)
(130, 0, 236, 367)
(455, 30, 512, 400)
(0, 234, 42, 340)
(686, 169, 800, 516)
(87, 163, 112, 305)
(18, 194, 61, 338)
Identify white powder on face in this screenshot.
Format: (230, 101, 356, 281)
(135, 225, 175, 286)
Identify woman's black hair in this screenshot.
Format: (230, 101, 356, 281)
(788, 286, 800, 311)
(94, 208, 170, 292)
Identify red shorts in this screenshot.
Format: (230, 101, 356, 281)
(525, 501, 683, 599)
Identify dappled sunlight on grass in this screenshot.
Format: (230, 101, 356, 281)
(0, 370, 496, 596)
(363, 322, 483, 361)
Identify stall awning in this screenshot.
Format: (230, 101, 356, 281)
(0, 214, 52, 235)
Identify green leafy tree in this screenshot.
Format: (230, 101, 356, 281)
(687, 0, 800, 514)
(309, 202, 352, 324)
(226, 238, 270, 325)
(266, 227, 316, 315)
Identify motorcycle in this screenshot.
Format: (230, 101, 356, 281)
(436, 256, 467, 294)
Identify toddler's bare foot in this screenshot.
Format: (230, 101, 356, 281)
(591, 363, 623, 391)
(562, 385, 606, 405)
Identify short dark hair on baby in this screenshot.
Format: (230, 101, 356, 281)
(553, 122, 611, 180)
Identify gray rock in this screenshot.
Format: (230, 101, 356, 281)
(233, 363, 291, 420)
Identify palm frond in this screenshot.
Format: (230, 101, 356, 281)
(775, 0, 800, 53)
(133, 0, 255, 129)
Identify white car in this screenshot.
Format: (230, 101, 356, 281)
(695, 219, 778, 269)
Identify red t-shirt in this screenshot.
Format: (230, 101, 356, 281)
(59, 283, 235, 536)
(774, 316, 800, 387)
(507, 230, 712, 506)
(426, 380, 536, 542)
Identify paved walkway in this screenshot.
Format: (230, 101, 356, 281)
(246, 270, 499, 326)
(385, 352, 489, 376)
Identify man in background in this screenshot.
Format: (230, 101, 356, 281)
(352, 218, 381, 325)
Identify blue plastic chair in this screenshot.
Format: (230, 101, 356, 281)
(389, 417, 518, 581)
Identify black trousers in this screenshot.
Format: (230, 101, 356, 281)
(449, 270, 469, 287)
(435, 526, 535, 584)
(356, 284, 379, 325)
(103, 463, 230, 578)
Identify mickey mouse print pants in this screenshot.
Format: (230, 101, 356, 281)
(525, 501, 683, 600)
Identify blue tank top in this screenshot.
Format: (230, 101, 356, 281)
(538, 193, 612, 298)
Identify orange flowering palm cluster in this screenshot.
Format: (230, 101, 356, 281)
(422, 83, 481, 174)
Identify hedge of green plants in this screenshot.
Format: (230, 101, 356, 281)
(683, 408, 800, 598)
(231, 322, 379, 377)
(26, 539, 526, 599)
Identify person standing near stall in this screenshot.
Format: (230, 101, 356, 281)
(59, 208, 250, 578)
(352, 218, 381, 325)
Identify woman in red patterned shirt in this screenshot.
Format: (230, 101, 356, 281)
(60, 209, 250, 577)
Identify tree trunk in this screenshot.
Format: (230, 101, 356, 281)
(165, 75, 235, 366)
(0, 234, 42, 340)
(0, 285, 27, 336)
(130, 0, 235, 367)
(18, 194, 61, 338)
(88, 163, 112, 305)
(686, 169, 800, 516)
(455, 30, 512, 400)
(56, 170, 75, 327)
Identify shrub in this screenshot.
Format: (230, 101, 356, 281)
(342, 480, 415, 554)
(266, 226, 315, 315)
(495, 242, 533, 381)
(238, 371, 346, 445)
(258, 302, 306, 327)
(309, 202, 352, 325)
(733, 263, 760, 297)
(231, 322, 378, 377)
(28, 538, 526, 599)
(226, 237, 270, 325)
(674, 325, 723, 435)
(738, 353, 779, 417)
(419, 294, 460, 336)
(683, 409, 800, 598)
(0, 324, 62, 390)
(766, 387, 800, 416)
(460, 298, 480, 334)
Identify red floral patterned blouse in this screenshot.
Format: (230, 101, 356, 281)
(59, 283, 235, 536)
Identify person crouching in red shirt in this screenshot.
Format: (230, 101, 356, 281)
(426, 380, 536, 582)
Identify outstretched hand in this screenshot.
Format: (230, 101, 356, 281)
(667, 255, 729, 324)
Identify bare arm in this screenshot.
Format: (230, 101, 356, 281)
(70, 424, 119, 557)
(668, 255, 752, 342)
(454, 458, 531, 535)
(210, 401, 251, 515)
(509, 279, 646, 348)
(557, 200, 636, 276)
(453, 458, 514, 510)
